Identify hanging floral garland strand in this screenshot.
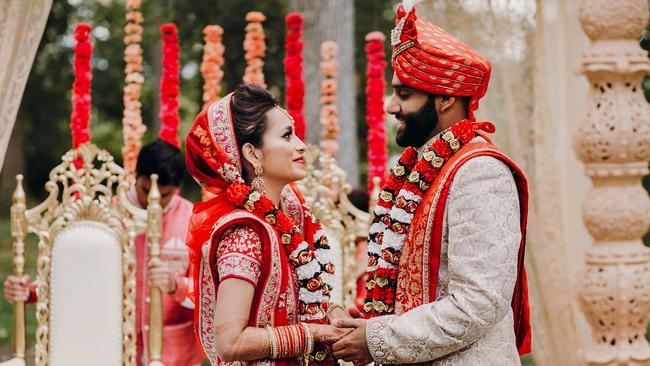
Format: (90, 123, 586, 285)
(158, 23, 181, 149)
(243, 11, 267, 88)
(201, 25, 225, 110)
(284, 12, 306, 140)
(318, 41, 339, 157)
(70, 23, 93, 169)
(121, 0, 146, 181)
(365, 31, 388, 192)
(200, 25, 225, 201)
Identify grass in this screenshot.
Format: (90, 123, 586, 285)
(522, 353, 535, 365)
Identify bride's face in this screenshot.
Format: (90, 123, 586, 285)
(258, 108, 307, 184)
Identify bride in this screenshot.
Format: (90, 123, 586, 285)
(185, 84, 350, 365)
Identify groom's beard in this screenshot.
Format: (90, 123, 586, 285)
(394, 96, 438, 148)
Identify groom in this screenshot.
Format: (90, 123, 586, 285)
(332, 3, 531, 365)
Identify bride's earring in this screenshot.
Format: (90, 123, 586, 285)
(252, 164, 266, 194)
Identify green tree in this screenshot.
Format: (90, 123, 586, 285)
(10, 0, 289, 204)
(4, 0, 395, 205)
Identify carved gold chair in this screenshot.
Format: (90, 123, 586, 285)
(297, 146, 370, 308)
(4, 144, 164, 366)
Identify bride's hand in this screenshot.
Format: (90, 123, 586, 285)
(327, 306, 352, 324)
(308, 324, 352, 344)
(328, 305, 365, 324)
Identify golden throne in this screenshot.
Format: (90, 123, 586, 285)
(4, 144, 164, 366)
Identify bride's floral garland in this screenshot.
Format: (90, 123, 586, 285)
(226, 181, 335, 363)
(364, 120, 481, 317)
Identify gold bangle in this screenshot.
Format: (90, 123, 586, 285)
(301, 322, 314, 355)
(266, 326, 278, 359)
(325, 302, 345, 319)
(291, 324, 302, 356)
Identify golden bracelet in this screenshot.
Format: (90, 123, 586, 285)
(325, 302, 345, 319)
(265, 326, 278, 359)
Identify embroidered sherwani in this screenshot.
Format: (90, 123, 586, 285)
(366, 137, 525, 366)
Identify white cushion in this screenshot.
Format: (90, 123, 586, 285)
(0, 357, 26, 366)
(49, 221, 122, 366)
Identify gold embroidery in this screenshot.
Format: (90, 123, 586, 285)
(392, 40, 416, 61)
(218, 254, 262, 285)
(401, 51, 484, 85)
(394, 60, 480, 94)
(208, 94, 242, 173)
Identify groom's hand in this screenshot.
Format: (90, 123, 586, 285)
(331, 318, 373, 364)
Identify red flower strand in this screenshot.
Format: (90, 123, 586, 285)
(159, 23, 181, 148)
(365, 31, 388, 193)
(71, 23, 93, 151)
(284, 13, 306, 140)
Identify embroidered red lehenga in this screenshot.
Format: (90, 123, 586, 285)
(185, 93, 337, 366)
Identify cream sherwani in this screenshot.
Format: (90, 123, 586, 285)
(366, 138, 523, 365)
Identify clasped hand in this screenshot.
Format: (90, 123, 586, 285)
(331, 307, 373, 366)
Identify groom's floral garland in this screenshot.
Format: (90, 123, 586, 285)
(227, 181, 335, 363)
(364, 120, 479, 317)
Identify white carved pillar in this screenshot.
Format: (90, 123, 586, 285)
(574, 0, 650, 364)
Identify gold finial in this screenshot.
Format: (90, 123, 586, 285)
(13, 175, 25, 206)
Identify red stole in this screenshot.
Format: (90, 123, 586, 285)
(395, 139, 532, 355)
(197, 210, 299, 366)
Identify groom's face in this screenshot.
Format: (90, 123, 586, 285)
(386, 74, 438, 148)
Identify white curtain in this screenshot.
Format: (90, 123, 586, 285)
(0, 0, 52, 172)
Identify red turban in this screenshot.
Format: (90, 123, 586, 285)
(391, 4, 491, 121)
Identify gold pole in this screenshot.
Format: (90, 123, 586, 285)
(10, 175, 27, 360)
(146, 174, 163, 364)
